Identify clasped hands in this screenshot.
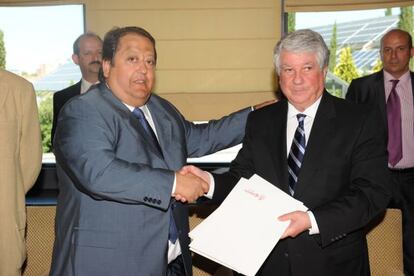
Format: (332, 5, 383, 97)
(173, 165, 211, 203)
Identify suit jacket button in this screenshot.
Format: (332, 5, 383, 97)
(157, 199, 161, 205)
(144, 196, 148, 202)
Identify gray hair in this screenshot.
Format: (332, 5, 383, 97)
(273, 29, 329, 74)
(73, 32, 102, 55)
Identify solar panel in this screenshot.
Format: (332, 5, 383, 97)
(34, 60, 81, 91)
(312, 14, 398, 72)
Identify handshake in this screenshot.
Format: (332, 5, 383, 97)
(173, 165, 210, 203)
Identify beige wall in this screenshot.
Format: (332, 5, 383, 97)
(1, 0, 282, 120)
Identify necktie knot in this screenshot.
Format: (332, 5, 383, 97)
(297, 113, 306, 124)
(132, 107, 145, 120)
(131, 107, 163, 157)
(390, 79, 399, 91)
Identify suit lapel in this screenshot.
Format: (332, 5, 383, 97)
(375, 71, 387, 127)
(100, 85, 165, 159)
(147, 98, 175, 165)
(268, 101, 290, 193)
(293, 92, 336, 198)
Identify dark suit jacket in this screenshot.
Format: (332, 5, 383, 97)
(346, 70, 414, 131)
(50, 83, 250, 276)
(51, 81, 81, 144)
(213, 92, 391, 276)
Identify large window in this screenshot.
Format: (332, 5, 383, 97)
(0, 5, 84, 159)
(289, 6, 412, 98)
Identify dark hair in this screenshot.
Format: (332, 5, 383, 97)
(99, 26, 157, 82)
(73, 32, 102, 55)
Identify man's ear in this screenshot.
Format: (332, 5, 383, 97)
(72, 54, 79, 66)
(102, 60, 111, 78)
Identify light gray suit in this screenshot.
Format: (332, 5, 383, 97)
(50, 83, 250, 276)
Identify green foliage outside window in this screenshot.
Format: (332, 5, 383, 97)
(371, 59, 383, 73)
(334, 47, 360, 83)
(288, 13, 296, 33)
(37, 91, 53, 153)
(329, 22, 337, 72)
(0, 30, 6, 69)
(398, 6, 414, 70)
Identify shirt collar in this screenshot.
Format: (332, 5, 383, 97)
(383, 70, 410, 83)
(80, 78, 98, 94)
(287, 94, 322, 120)
(124, 102, 150, 116)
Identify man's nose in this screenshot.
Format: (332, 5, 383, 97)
(92, 52, 102, 61)
(293, 72, 303, 84)
(136, 59, 147, 74)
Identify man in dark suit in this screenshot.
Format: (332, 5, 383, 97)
(185, 29, 391, 276)
(51, 32, 103, 142)
(50, 26, 271, 276)
(347, 28, 414, 276)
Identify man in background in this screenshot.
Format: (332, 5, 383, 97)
(51, 32, 102, 142)
(347, 28, 414, 276)
(0, 69, 42, 275)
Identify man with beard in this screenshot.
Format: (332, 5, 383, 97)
(51, 32, 103, 143)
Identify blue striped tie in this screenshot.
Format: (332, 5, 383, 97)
(288, 114, 306, 195)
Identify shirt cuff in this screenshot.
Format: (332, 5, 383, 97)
(204, 172, 215, 199)
(171, 174, 177, 195)
(307, 210, 320, 235)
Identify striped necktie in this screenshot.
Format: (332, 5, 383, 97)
(287, 114, 306, 195)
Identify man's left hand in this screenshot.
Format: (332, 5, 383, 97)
(278, 211, 311, 239)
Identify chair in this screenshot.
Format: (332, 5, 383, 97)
(23, 206, 56, 276)
(366, 208, 404, 276)
(23, 204, 231, 276)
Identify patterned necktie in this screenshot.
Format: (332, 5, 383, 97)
(387, 80, 402, 167)
(287, 114, 306, 195)
(132, 107, 163, 157)
(132, 107, 178, 243)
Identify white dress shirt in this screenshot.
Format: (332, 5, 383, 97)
(286, 97, 322, 235)
(80, 78, 98, 94)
